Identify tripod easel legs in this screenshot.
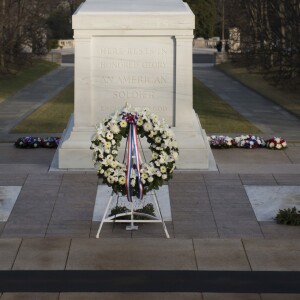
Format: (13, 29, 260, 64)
(152, 191, 170, 239)
(96, 192, 114, 239)
(96, 191, 170, 239)
(126, 200, 138, 231)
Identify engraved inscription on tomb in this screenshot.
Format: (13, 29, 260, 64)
(96, 46, 169, 99)
(92, 37, 174, 124)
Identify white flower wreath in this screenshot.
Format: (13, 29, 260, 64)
(90, 104, 179, 196)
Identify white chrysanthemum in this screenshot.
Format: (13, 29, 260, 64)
(142, 173, 148, 179)
(269, 142, 275, 148)
(110, 124, 120, 134)
(120, 120, 127, 128)
(118, 177, 126, 185)
(276, 144, 282, 149)
(106, 132, 113, 140)
(148, 177, 154, 182)
(282, 141, 287, 147)
(152, 152, 158, 159)
(162, 174, 167, 180)
(107, 176, 115, 184)
(111, 161, 118, 168)
(105, 141, 111, 148)
(143, 122, 153, 132)
(106, 154, 113, 161)
(155, 137, 161, 143)
(137, 119, 143, 126)
(160, 166, 167, 173)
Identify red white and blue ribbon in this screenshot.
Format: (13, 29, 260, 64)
(124, 113, 144, 202)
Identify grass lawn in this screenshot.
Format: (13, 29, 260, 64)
(193, 77, 260, 133)
(11, 82, 74, 133)
(217, 62, 300, 118)
(0, 60, 58, 103)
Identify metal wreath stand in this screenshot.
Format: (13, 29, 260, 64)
(96, 133, 170, 239)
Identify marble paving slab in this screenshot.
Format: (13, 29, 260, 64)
(93, 185, 172, 221)
(0, 186, 22, 221)
(244, 186, 300, 221)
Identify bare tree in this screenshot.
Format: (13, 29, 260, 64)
(224, 0, 300, 88)
(0, 0, 49, 74)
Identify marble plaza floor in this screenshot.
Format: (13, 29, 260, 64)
(0, 143, 299, 239)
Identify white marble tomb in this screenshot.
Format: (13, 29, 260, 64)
(58, 0, 214, 170)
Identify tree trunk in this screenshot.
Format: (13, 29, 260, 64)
(0, 0, 6, 70)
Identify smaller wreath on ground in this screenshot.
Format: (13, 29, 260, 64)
(234, 134, 266, 149)
(266, 137, 287, 150)
(90, 105, 179, 196)
(41, 137, 60, 148)
(15, 136, 60, 149)
(208, 135, 235, 149)
(15, 136, 42, 148)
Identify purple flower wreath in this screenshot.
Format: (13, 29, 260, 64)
(15, 136, 60, 149)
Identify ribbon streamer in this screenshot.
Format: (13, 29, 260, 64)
(125, 114, 144, 202)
